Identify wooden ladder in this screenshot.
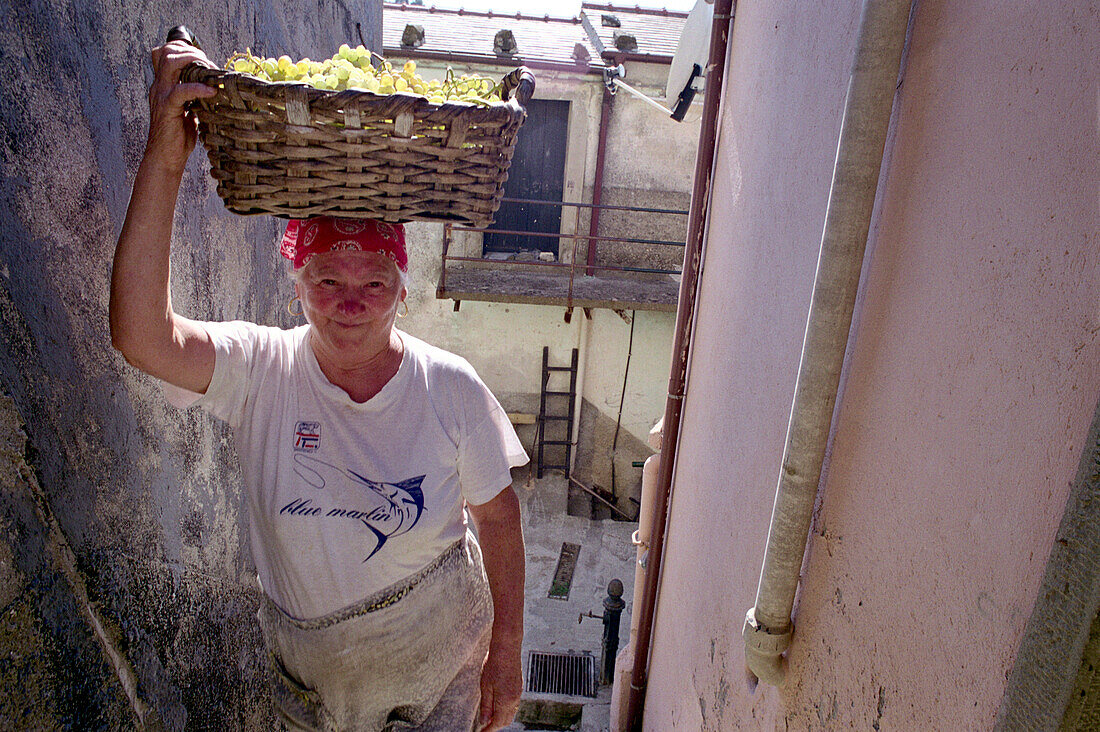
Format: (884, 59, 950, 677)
(536, 347, 578, 479)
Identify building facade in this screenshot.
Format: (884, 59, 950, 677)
(384, 2, 702, 513)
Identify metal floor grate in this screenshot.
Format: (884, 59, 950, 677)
(526, 651, 597, 698)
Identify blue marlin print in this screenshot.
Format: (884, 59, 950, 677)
(291, 454, 425, 561)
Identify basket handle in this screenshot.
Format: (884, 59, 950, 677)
(500, 67, 535, 106)
(166, 25, 201, 49)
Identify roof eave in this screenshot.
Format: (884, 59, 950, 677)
(580, 2, 689, 19)
(382, 46, 606, 75)
(601, 51, 674, 65)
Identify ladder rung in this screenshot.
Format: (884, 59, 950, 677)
(540, 415, 570, 421)
(542, 440, 572, 445)
(546, 366, 576, 372)
(544, 390, 572, 396)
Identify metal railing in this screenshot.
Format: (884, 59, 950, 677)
(439, 197, 688, 309)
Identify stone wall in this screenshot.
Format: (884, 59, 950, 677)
(0, 1, 381, 727)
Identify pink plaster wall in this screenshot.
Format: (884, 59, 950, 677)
(642, 1, 1099, 729)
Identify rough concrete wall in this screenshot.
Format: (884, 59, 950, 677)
(593, 186, 690, 275)
(0, 0, 380, 728)
(0, 393, 133, 728)
(594, 73, 698, 274)
(1058, 603, 1100, 731)
(572, 309, 673, 512)
(643, 0, 1100, 729)
(572, 399, 651, 518)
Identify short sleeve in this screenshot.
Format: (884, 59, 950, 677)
(455, 371, 529, 506)
(160, 320, 260, 428)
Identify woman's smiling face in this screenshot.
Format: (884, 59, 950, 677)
(296, 249, 407, 352)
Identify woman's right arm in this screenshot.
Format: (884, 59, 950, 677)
(110, 41, 219, 393)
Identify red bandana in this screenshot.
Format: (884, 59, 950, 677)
(280, 217, 408, 272)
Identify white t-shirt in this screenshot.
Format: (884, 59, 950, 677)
(170, 322, 527, 620)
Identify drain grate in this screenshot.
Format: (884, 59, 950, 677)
(526, 651, 597, 698)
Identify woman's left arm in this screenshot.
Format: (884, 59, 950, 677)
(467, 485, 525, 732)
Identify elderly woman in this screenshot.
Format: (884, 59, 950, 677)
(110, 42, 527, 731)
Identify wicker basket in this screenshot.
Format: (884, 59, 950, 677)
(180, 63, 535, 227)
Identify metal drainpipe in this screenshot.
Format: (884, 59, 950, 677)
(624, 1, 734, 728)
(742, 0, 914, 688)
(586, 85, 614, 276)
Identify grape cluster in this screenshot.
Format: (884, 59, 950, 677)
(225, 44, 504, 105)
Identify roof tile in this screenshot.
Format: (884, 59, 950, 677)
(384, 4, 599, 67)
(581, 2, 688, 58)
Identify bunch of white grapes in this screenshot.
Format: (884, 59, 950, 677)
(225, 44, 503, 105)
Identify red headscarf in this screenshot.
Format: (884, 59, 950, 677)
(280, 217, 408, 272)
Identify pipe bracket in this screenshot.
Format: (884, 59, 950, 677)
(742, 607, 792, 655)
(743, 607, 791, 687)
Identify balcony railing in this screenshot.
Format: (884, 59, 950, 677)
(438, 197, 688, 315)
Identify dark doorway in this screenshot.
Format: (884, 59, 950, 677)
(483, 99, 570, 254)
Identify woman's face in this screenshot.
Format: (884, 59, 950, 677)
(295, 250, 407, 353)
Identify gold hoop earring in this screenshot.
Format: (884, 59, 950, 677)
(397, 300, 408, 318)
(287, 296, 303, 316)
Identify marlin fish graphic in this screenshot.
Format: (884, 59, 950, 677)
(292, 454, 426, 561)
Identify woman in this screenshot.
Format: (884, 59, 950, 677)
(110, 41, 527, 731)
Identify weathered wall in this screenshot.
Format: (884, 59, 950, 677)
(594, 60, 697, 273)
(642, 0, 1099, 729)
(0, 393, 134, 728)
(0, 1, 380, 727)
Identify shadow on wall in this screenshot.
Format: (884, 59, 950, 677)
(0, 0, 381, 727)
(573, 399, 652, 520)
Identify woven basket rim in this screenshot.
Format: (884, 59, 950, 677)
(181, 63, 529, 122)
(180, 63, 534, 227)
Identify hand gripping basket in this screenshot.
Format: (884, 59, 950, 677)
(180, 63, 535, 227)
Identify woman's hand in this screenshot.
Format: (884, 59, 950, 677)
(468, 487, 525, 731)
(145, 41, 218, 173)
(478, 637, 523, 731)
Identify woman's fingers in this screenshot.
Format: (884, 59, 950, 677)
(167, 81, 218, 108)
(151, 46, 212, 90)
(143, 41, 217, 170)
(149, 43, 215, 102)
(151, 40, 215, 78)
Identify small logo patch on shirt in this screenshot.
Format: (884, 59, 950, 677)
(294, 421, 321, 452)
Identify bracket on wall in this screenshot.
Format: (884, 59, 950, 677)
(603, 63, 626, 92)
